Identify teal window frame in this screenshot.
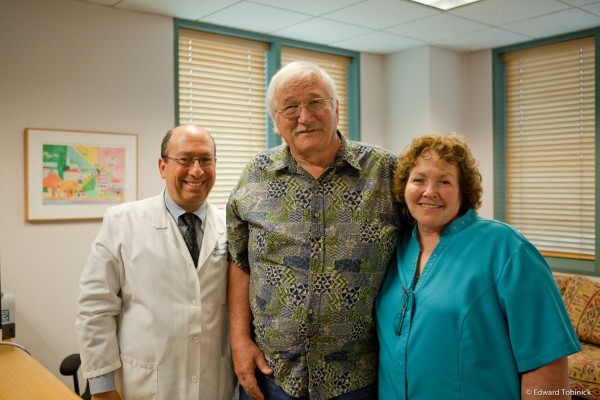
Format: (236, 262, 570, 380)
(493, 27, 600, 276)
(173, 18, 361, 147)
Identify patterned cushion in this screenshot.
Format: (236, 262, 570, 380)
(554, 274, 571, 295)
(563, 276, 600, 346)
(569, 343, 600, 399)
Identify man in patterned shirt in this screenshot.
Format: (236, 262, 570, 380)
(227, 61, 400, 400)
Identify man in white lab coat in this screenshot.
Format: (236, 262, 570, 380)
(76, 125, 236, 400)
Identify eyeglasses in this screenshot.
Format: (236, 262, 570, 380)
(394, 286, 413, 336)
(277, 98, 333, 119)
(163, 156, 216, 168)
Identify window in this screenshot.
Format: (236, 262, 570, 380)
(281, 47, 352, 136)
(493, 30, 598, 275)
(175, 20, 359, 209)
(177, 29, 268, 207)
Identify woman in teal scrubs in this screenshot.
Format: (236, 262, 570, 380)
(376, 134, 581, 400)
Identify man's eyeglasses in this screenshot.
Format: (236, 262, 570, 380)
(277, 98, 333, 119)
(163, 156, 216, 168)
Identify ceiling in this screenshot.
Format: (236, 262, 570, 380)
(77, 0, 600, 54)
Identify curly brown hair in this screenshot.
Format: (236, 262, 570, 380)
(393, 133, 483, 227)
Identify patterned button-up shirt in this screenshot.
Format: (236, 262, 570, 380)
(227, 133, 400, 399)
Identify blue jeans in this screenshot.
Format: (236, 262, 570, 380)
(239, 371, 377, 400)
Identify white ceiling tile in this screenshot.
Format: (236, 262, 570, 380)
(200, 2, 312, 33)
(560, 0, 600, 6)
(74, 0, 600, 53)
(116, 0, 239, 19)
(449, 0, 571, 25)
(333, 31, 426, 53)
(272, 18, 372, 44)
(435, 27, 532, 51)
(323, 0, 439, 29)
(502, 8, 600, 38)
(248, 0, 366, 16)
(384, 13, 488, 41)
(582, 2, 600, 16)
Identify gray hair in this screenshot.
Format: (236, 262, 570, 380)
(266, 61, 338, 120)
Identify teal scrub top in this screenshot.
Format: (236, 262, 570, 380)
(376, 209, 581, 400)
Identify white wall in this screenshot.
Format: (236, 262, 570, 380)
(0, 0, 175, 387)
(382, 46, 432, 154)
(366, 46, 494, 217)
(359, 53, 386, 147)
(0, 0, 495, 387)
(464, 50, 494, 218)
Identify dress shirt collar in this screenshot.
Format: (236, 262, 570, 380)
(163, 190, 207, 229)
(411, 208, 478, 242)
(269, 131, 361, 173)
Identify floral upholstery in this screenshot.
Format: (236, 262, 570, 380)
(556, 274, 600, 400)
(569, 343, 600, 399)
(562, 276, 600, 346)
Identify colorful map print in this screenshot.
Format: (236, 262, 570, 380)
(42, 144, 126, 205)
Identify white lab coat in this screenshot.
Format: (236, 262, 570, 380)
(75, 192, 236, 400)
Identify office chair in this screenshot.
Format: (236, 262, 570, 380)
(60, 353, 91, 400)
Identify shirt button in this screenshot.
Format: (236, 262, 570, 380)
(193, 336, 200, 343)
(191, 375, 199, 383)
(192, 300, 200, 306)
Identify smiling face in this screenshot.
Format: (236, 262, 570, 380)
(158, 125, 216, 212)
(405, 152, 461, 234)
(273, 75, 339, 161)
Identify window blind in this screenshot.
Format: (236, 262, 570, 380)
(281, 47, 351, 136)
(502, 36, 595, 260)
(178, 29, 269, 208)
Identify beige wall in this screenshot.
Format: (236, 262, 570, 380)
(0, 0, 495, 387)
(0, 0, 175, 387)
(367, 46, 494, 217)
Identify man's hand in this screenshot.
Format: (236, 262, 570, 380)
(92, 390, 122, 400)
(228, 261, 273, 399)
(232, 337, 273, 400)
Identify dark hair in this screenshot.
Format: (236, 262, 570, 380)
(393, 133, 483, 226)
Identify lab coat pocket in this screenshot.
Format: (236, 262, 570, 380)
(119, 354, 158, 400)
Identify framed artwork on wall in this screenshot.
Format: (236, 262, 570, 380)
(25, 128, 138, 222)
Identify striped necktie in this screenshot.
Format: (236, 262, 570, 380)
(180, 213, 200, 267)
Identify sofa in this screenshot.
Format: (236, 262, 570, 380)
(554, 274, 600, 400)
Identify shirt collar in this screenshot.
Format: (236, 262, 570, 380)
(270, 131, 362, 173)
(411, 208, 478, 240)
(163, 190, 207, 225)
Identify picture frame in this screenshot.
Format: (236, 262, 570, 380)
(25, 128, 138, 222)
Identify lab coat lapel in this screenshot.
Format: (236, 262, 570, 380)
(197, 204, 225, 270)
(150, 191, 190, 266)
